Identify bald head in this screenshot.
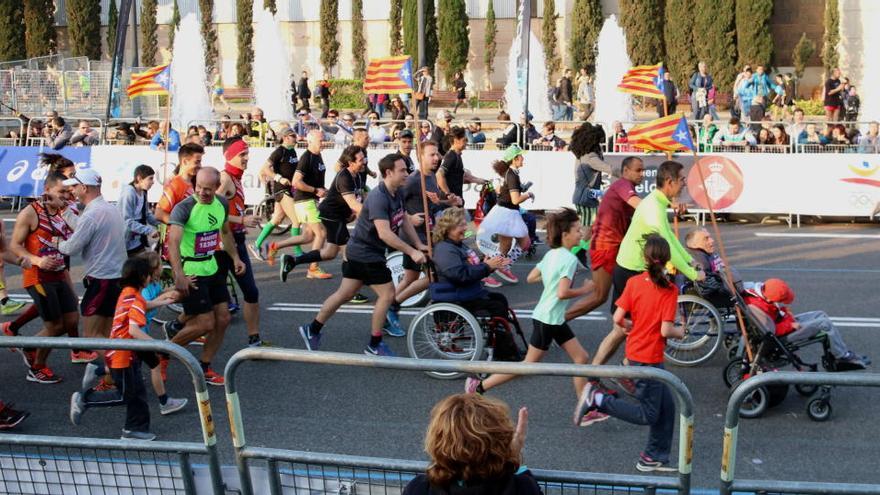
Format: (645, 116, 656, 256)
(195, 168, 221, 204)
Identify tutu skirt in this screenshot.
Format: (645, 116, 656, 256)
(479, 205, 528, 239)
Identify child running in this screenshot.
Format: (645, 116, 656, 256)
(466, 208, 594, 396)
(574, 234, 683, 473)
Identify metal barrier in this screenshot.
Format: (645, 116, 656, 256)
(224, 348, 695, 495)
(0, 336, 225, 495)
(720, 371, 880, 495)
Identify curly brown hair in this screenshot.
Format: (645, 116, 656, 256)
(425, 394, 520, 487)
(432, 207, 466, 245)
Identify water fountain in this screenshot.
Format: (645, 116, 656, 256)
(169, 14, 212, 132)
(593, 15, 634, 128)
(253, 5, 293, 123)
(504, 3, 552, 122)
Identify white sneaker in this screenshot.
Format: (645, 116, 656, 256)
(159, 397, 188, 416)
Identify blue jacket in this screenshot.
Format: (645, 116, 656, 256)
(150, 129, 181, 152)
(751, 73, 772, 97)
(430, 239, 491, 302)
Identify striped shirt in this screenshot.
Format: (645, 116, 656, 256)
(106, 287, 147, 369)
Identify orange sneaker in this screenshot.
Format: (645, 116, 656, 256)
(203, 368, 225, 386)
(267, 243, 279, 266)
(306, 266, 332, 279)
(70, 350, 99, 364)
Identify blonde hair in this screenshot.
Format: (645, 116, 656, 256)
(432, 207, 466, 245)
(425, 394, 519, 487)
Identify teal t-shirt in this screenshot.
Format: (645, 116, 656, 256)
(532, 248, 579, 325)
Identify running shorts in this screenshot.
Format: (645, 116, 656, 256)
(26, 280, 79, 322)
(530, 320, 576, 351)
(342, 260, 392, 286)
(81, 277, 122, 318)
(294, 200, 321, 224)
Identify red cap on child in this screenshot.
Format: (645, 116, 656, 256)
(763, 278, 795, 304)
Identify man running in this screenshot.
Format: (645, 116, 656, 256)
(290, 129, 330, 279)
(165, 167, 244, 385)
(297, 153, 427, 356)
(436, 126, 487, 210)
(252, 128, 300, 260)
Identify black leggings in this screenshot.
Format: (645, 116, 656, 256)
(459, 292, 510, 321)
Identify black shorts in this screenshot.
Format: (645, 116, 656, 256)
(402, 252, 426, 272)
(529, 320, 576, 351)
(321, 217, 350, 245)
(181, 271, 230, 316)
(610, 264, 642, 314)
(136, 350, 160, 369)
(81, 277, 122, 318)
(342, 259, 392, 286)
(26, 280, 79, 322)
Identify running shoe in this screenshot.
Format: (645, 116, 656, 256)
(70, 350, 98, 364)
(27, 366, 62, 384)
(482, 276, 502, 288)
(228, 302, 240, 313)
(190, 336, 206, 346)
(203, 368, 225, 386)
(81, 363, 103, 393)
(384, 308, 405, 337)
(298, 324, 322, 351)
(532, 238, 545, 246)
(163, 319, 182, 340)
(307, 266, 332, 279)
(69, 392, 85, 426)
(248, 242, 265, 262)
(495, 267, 519, 284)
(573, 381, 599, 426)
(610, 376, 638, 396)
(280, 254, 294, 282)
(1, 321, 13, 337)
(121, 430, 157, 441)
(464, 376, 483, 394)
(0, 299, 26, 315)
(159, 397, 188, 416)
(0, 402, 29, 430)
(267, 242, 280, 266)
(579, 409, 610, 427)
(247, 337, 274, 348)
(364, 342, 396, 357)
(636, 453, 678, 473)
(349, 293, 369, 304)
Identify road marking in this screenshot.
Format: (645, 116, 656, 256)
(268, 303, 608, 321)
(755, 232, 880, 239)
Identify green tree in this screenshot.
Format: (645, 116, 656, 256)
(484, 0, 497, 84)
(694, 0, 737, 92)
(320, 0, 340, 76)
(169, 0, 181, 48)
(140, 0, 158, 66)
(822, 0, 839, 73)
(24, 0, 56, 57)
(437, 0, 469, 84)
(424, 0, 438, 70)
(199, 0, 219, 74)
(618, 0, 665, 66)
(403, 0, 437, 70)
(67, 0, 102, 60)
(264, 0, 276, 15)
(542, 0, 561, 84)
(389, 0, 403, 55)
(664, 0, 695, 91)
(236, 0, 253, 87)
(106, 0, 118, 57)
(792, 33, 816, 80)
(735, 0, 773, 69)
(0, 1, 26, 62)
(352, 0, 366, 78)
(568, 0, 602, 74)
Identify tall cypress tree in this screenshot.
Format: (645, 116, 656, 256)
(140, 0, 158, 66)
(618, 0, 665, 66)
(24, 0, 56, 57)
(484, 0, 497, 85)
(694, 0, 737, 92)
(437, 0, 469, 85)
(67, 0, 102, 60)
(424, 0, 438, 70)
(735, 0, 773, 69)
(664, 0, 695, 91)
(236, 0, 253, 87)
(792, 33, 816, 80)
(352, 0, 366, 79)
(169, 0, 181, 48)
(403, 0, 417, 64)
(0, 1, 26, 62)
(264, 0, 276, 15)
(199, 0, 219, 74)
(389, 0, 403, 55)
(822, 0, 839, 73)
(320, 0, 340, 76)
(107, 0, 118, 58)
(568, 0, 602, 74)
(542, 0, 561, 84)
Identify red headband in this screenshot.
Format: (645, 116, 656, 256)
(224, 139, 248, 163)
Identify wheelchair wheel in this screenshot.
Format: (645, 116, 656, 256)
(407, 303, 485, 380)
(664, 295, 723, 367)
(386, 252, 429, 307)
(737, 385, 769, 419)
(807, 398, 832, 422)
(254, 198, 291, 236)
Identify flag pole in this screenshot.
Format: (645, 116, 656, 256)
(162, 90, 172, 184)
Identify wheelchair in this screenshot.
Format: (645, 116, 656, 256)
(406, 302, 528, 380)
(662, 276, 733, 367)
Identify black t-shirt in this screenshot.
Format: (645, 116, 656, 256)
(400, 152, 415, 174)
(346, 181, 405, 263)
(824, 78, 842, 107)
(293, 150, 326, 202)
(497, 168, 522, 209)
(440, 149, 465, 198)
(318, 168, 363, 221)
(357, 148, 371, 185)
(268, 145, 299, 191)
(403, 171, 443, 242)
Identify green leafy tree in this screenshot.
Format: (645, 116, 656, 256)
(389, 0, 403, 55)
(24, 0, 57, 57)
(264, 0, 276, 15)
(424, 0, 438, 70)
(199, 0, 219, 74)
(352, 0, 366, 78)
(694, 0, 737, 92)
(618, 0, 665, 66)
(541, 0, 561, 83)
(169, 0, 181, 48)
(67, 0, 102, 60)
(106, 0, 118, 57)
(735, 0, 773, 69)
(236, 0, 253, 87)
(484, 0, 497, 84)
(822, 0, 839, 73)
(320, 0, 340, 76)
(792, 33, 816, 80)
(0, 1, 26, 62)
(568, 0, 602, 74)
(437, 0, 469, 84)
(664, 0, 695, 91)
(403, 0, 437, 70)
(140, 0, 158, 66)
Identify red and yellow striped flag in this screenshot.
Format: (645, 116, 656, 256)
(363, 56, 414, 94)
(127, 65, 171, 98)
(617, 63, 665, 99)
(627, 113, 695, 152)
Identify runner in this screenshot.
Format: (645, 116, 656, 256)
(296, 153, 427, 356)
(118, 165, 160, 257)
(164, 167, 245, 385)
(436, 126, 487, 207)
(218, 136, 267, 347)
(276, 145, 366, 278)
(8, 172, 78, 383)
(252, 128, 300, 261)
(290, 129, 330, 279)
(0, 220, 26, 315)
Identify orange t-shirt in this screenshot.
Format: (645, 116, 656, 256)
(615, 272, 679, 364)
(157, 175, 194, 215)
(106, 287, 147, 369)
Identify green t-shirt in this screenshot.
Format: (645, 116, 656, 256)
(169, 195, 229, 277)
(532, 248, 579, 326)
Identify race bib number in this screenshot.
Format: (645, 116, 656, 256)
(194, 230, 220, 256)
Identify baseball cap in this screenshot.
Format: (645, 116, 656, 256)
(62, 168, 101, 187)
(502, 144, 525, 162)
(763, 278, 794, 304)
(278, 127, 296, 138)
(398, 129, 414, 139)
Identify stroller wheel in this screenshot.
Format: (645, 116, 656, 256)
(737, 385, 769, 419)
(723, 357, 748, 388)
(807, 398, 832, 422)
(795, 384, 818, 397)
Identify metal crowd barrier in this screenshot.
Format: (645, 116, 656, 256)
(0, 336, 225, 495)
(224, 348, 696, 495)
(721, 371, 880, 495)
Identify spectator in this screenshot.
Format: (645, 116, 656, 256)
(771, 74, 787, 120)
(499, 112, 539, 148)
(749, 95, 766, 133)
(334, 112, 356, 147)
(689, 61, 713, 120)
(466, 118, 486, 144)
(612, 121, 629, 151)
(798, 123, 829, 146)
(401, 394, 538, 495)
(706, 85, 720, 121)
(118, 165, 160, 256)
(844, 86, 860, 123)
(197, 126, 212, 146)
(316, 79, 332, 118)
(247, 107, 275, 147)
(367, 111, 389, 144)
(830, 125, 851, 145)
(736, 68, 755, 119)
(789, 108, 807, 139)
(321, 109, 340, 139)
(369, 93, 387, 118)
(415, 66, 434, 120)
(389, 96, 408, 121)
(146, 120, 160, 139)
(294, 109, 317, 140)
(69, 120, 100, 146)
(751, 65, 772, 103)
(858, 121, 880, 153)
(731, 65, 752, 119)
(576, 68, 594, 120)
(712, 118, 756, 147)
(297, 70, 311, 112)
(452, 71, 467, 114)
(417, 121, 432, 142)
(112, 123, 137, 145)
(824, 68, 845, 122)
(532, 121, 567, 150)
(770, 124, 790, 146)
(656, 71, 678, 117)
(431, 110, 453, 155)
(698, 114, 718, 151)
(756, 128, 773, 145)
(150, 121, 181, 152)
(47, 117, 73, 150)
(229, 123, 246, 138)
(557, 68, 574, 121)
(404, 113, 416, 129)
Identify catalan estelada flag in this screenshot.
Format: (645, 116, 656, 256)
(363, 56, 414, 94)
(127, 64, 171, 98)
(617, 63, 665, 99)
(627, 114, 695, 153)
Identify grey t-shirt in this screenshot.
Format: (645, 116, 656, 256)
(403, 171, 443, 243)
(346, 181, 405, 263)
(58, 196, 127, 279)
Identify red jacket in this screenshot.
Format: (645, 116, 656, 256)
(743, 291, 796, 336)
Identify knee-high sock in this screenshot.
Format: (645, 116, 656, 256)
(290, 227, 304, 256)
(294, 250, 323, 266)
(255, 222, 276, 248)
(507, 246, 524, 263)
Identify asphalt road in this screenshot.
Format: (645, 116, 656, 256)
(1, 220, 879, 491)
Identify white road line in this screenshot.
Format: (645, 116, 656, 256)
(755, 232, 880, 239)
(267, 304, 607, 321)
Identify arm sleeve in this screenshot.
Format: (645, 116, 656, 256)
(150, 134, 161, 149)
(168, 199, 193, 227)
(337, 171, 355, 195)
(129, 299, 147, 328)
(615, 282, 633, 313)
(121, 188, 156, 236)
(58, 212, 95, 255)
(169, 131, 181, 150)
(655, 206, 697, 280)
(506, 170, 521, 192)
(267, 148, 282, 172)
(434, 245, 490, 284)
(69, 132, 84, 145)
(580, 153, 614, 176)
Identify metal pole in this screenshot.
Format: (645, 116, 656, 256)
(417, 0, 425, 69)
(105, 0, 134, 122)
